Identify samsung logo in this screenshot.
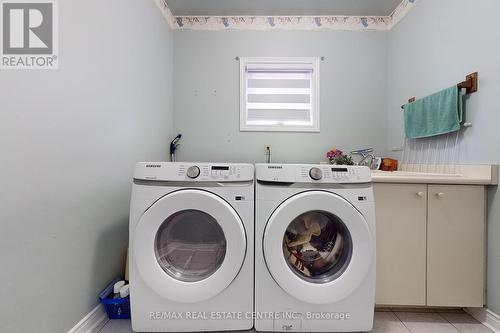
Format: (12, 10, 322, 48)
(146, 164, 161, 168)
(268, 166, 283, 169)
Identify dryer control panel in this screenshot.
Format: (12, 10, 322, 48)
(134, 162, 254, 182)
(256, 164, 371, 184)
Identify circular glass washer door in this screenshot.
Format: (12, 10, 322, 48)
(133, 189, 246, 303)
(263, 191, 374, 304)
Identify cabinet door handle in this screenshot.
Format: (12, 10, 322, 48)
(417, 191, 425, 197)
(436, 192, 445, 198)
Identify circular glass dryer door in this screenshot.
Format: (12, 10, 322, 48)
(263, 191, 374, 304)
(154, 209, 227, 283)
(133, 189, 247, 303)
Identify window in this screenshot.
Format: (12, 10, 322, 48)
(239, 57, 320, 132)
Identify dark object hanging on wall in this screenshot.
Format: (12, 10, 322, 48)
(170, 134, 182, 162)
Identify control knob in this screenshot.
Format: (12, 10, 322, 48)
(309, 167, 323, 181)
(186, 166, 200, 179)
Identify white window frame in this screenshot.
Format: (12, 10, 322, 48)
(239, 57, 320, 132)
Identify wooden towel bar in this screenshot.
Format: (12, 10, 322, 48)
(401, 72, 478, 110)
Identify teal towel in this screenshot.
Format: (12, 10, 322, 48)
(403, 86, 464, 139)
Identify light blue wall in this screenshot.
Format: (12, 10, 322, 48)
(173, 31, 388, 163)
(0, 1, 174, 332)
(387, 0, 500, 312)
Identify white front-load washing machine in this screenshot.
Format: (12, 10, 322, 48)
(255, 164, 376, 332)
(129, 162, 254, 332)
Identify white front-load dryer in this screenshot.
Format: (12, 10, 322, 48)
(129, 162, 254, 332)
(255, 164, 376, 332)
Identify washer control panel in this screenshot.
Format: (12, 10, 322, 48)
(134, 162, 254, 182)
(256, 164, 371, 184)
(309, 167, 323, 180)
(186, 166, 201, 179)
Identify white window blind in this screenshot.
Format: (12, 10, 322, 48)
(240, 58, 320, 132)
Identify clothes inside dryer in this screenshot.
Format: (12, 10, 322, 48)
(283, 210, 353, 283)
(155, 209, 227, 282)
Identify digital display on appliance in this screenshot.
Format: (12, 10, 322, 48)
(332, 167, 348, 172)
(211, 166, 229, 171)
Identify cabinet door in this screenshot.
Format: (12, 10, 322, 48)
(427, 185, 485, 307)
(374, 183, 427, 306)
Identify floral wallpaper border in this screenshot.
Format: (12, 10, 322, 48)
(388, 0, 417, 29)
(155, 0, 417, 31)
(154, 0, 176, 29)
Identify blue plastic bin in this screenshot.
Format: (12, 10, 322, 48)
(99, 278, 131, 319)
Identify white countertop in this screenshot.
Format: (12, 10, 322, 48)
(371, 164, 498, 185)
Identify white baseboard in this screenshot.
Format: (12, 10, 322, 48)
(466, 307, 500, 333)
(68, 304, 109, 333)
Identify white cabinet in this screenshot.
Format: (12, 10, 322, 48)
(374, 183, 486, 307)
(427, 185, 486, 307)
(374, 183, 427, 306)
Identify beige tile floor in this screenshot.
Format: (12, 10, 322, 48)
(99, 310, 493, 333)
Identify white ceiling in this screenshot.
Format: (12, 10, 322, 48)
(166, 0, 403, 17)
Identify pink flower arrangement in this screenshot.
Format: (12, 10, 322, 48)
(326, 148, 344, 160)
(326, 148, 354, 165)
